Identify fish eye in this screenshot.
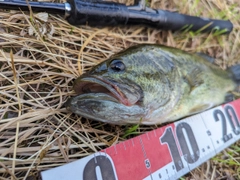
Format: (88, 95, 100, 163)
(109, 60, 125, 72)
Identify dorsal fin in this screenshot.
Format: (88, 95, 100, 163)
(196, 52, 215, 64)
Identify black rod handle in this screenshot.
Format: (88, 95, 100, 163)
(67, 0, 233, 34)
(0, 0, 233, 34)
(66, 0, 129, 26)
(150, 10, 233, 33)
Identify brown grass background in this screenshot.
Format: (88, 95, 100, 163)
(0, 0, 240, 179)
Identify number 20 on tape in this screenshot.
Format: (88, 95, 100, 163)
(41, 99, 240, 180)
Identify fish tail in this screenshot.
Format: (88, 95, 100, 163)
(230, 64, 240, 84)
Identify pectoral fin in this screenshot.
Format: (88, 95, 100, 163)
(196, 52, 215, 64)
(184, 67, 204, 91)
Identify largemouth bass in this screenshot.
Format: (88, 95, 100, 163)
(66, 44, 240, 125)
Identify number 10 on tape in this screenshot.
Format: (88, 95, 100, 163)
(41, 99, 240, 180)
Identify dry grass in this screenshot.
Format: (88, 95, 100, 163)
(0, 0, 240, 179)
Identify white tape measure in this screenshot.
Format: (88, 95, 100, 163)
(41, 99, 240, 180)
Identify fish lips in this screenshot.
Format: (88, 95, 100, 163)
(65, 93, 115, 123)
(73, 76, 142, 106)
(66, 92, 146, 124)
(65, 93, 119, 117)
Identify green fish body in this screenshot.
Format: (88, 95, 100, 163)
(66, 44, 239, 125)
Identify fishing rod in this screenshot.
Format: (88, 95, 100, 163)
(0, 0, 233, 33)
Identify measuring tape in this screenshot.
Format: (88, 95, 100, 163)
(41, 99, 240, 180)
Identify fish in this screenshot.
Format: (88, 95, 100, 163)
(66, 44, 240, 125)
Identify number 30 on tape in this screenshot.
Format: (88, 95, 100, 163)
(41, 99, 240, 180)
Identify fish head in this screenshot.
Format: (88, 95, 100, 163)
(66, 45, 176, 124)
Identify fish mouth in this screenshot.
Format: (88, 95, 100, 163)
(73, 76, 135, 106)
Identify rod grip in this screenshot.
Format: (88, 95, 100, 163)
(67, 0, 129, 26)
(150, 10, 233, 33)
(67, 0, 233, 34)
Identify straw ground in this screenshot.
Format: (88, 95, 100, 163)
(0, 0, 240, 179)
